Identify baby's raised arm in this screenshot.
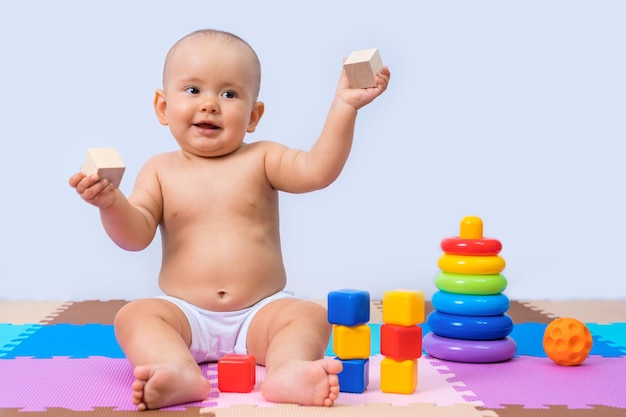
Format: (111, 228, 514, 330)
(69, 157, 162, 251)
(264, 64, 390, 193)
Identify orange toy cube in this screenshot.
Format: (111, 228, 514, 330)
(218, 354, 256, 392)
(380, 324, 423, 361)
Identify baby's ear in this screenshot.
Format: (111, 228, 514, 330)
(247, 101, 265, 133)
(153, 89, 169, 126)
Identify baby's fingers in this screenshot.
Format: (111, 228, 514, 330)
(81, 179, 112, 201)
(68, 172, 86, 188)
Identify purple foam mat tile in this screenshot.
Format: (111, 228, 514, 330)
(428, 355, 626, 409)
(0, 357, 218, 411)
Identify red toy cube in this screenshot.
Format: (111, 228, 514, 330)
(380, 324, 423, 361)
(217, 354, 256, 393)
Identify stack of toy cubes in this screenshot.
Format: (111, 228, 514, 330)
(327, 289, 371, 393)
(379, 289, 425, 394)
(423, 216, 516, 363)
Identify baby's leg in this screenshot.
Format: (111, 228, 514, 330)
(114, 299, 211, 410)
(246, 299, 342, 406)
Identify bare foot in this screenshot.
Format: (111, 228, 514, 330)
(261, 358, 342, 407)
(132, 363, 211, 410)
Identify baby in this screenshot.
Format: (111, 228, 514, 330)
(69, 29, 390, 410)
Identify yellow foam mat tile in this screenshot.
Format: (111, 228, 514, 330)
(201, 403, 498, 417)
(0, 301, 72, 324)
(520, 300, 626, 324)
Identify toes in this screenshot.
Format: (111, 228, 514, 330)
(328, 373, 339, 387)
(323, 358, 343, 374)
(132, 379, 145, 391)
(134, 365, 152, 381)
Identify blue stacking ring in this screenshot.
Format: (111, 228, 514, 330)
(432, 291, 510, 316)
(427, 311, 514, 340)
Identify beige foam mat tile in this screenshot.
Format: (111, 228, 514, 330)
(0, 301, 72, 324)
(520, 300, 626, 324)
(201, 403, 498, 417)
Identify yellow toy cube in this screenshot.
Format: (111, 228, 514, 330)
(380, 357, 418, 394)
(332, 324, 371, 360)
(382, 289, 425, 326)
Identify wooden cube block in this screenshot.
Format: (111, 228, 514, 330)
(328, 289, 370, 326)
(380, 357, 418, 394)
(343, 48, 383, 89)
(81, 147, 125, 189)
(336, 358, 369, 393)
(217, 354, 256, 393)
(380, 324, 423, 361)
(332, 324, 371, 360)
(382, 289, 425, 326)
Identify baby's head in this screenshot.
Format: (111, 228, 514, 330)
(162, 29, 262, 100)
(154, 29, 265, 157)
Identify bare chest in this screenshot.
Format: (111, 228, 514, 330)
(159, 158, 277, 226)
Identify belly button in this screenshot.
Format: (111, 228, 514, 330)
(248, 200, 257, 207)
(218, 291, 226, 299)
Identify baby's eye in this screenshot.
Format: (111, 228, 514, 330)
(184, 86, 200, 94)
(221, 90, 237, 99)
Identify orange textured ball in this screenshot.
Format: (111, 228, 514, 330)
(543, 317, 593, 366)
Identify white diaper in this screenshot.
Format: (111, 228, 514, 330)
(159, 291, 293, 363)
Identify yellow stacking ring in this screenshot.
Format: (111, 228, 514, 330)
(435, 271, 508, 295)
(438, 254, 506, 275)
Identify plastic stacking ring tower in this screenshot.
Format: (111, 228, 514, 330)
(423, 216, 517, 363)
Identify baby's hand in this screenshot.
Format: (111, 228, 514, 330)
(336, 66, 391, 110)
(69, 172, 118, 209)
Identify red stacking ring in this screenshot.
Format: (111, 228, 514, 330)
(440, 237, 502, 256)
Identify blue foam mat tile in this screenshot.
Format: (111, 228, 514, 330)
(587, 323, 626, 354)
(1, 324, 124, 359)
(510, 322, 625, 358)
(0, 324, 42, 357)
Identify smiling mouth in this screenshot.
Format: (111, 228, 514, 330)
(195, 122, 220, 130)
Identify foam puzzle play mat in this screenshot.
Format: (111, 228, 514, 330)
(1, 298, 625, 417)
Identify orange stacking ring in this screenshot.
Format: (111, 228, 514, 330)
(440, 237, 502, 256)
(438, 254, 506, 275)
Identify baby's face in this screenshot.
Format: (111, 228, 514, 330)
(158, 36, 262, 157)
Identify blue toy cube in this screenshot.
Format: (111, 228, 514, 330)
(328, 289, 370, 326)
(336, 358, 369, 393)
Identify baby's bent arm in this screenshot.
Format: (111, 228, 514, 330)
(265, 66, 390, 193)
(98, 194, 158, 251)
(99, 161, 162, 251)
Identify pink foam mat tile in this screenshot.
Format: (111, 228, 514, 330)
(209, 355, 482, 409)
(428, 355, 626, 409)
(0, 355, 484, 412)
(0, 356, 217, 412)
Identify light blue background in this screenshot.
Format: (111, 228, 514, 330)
(1, 1, 624, 301)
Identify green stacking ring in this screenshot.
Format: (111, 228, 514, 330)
(435, 271, 507, 295)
